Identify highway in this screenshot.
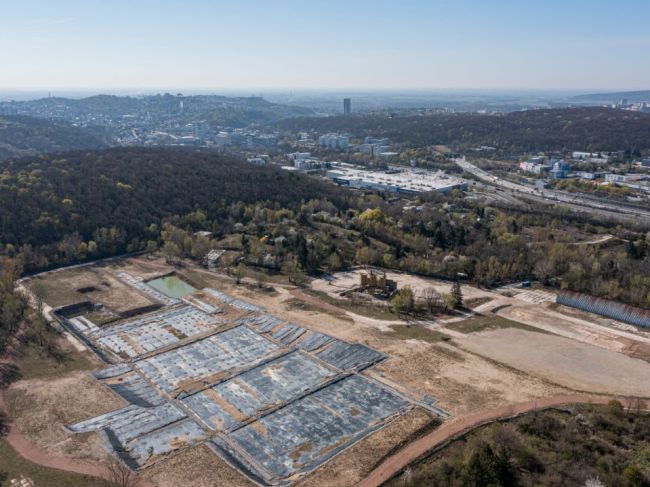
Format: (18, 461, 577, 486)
(454, 157, 650, 222)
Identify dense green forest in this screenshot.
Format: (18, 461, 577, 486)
(0, 257, 27, 364)
(0, 148, 350, 269)
(387, 402, 650, 487)
(0, 116, 109, 161)
(1, 147, 649, 308)
(275, 107, 650, 153)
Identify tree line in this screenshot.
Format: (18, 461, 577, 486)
(1, 147, 649, 309)
(0, 115, 109, 161)
(274, 107, 650, 153)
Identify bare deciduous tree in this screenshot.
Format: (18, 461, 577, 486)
(625, 396, 645, 416)
(421, 287, 442, 314)
(106, 457, 141, 487)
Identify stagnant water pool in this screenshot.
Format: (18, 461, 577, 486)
(147, 275, 197, 299)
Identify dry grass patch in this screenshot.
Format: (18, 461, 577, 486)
(5, 372, 123, 463)
(382, 325, 449, 344)
(448, 314, 547, 335)
(0, 439, 108, 487)
(143, 443, 255, 487)
(304, 289, 396, 321)
(16, 336, 97, 381)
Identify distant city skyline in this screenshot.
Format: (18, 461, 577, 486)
(2, 0, 650, 92)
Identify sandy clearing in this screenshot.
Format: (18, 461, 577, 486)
(143, 443, 256, 487)
(457, 328, 650, 397)
(22, 257, 649, 486)
(370, 341, 565, 416)
(28, 266, 155, 313)
(311, 268, 493, 303)
(0, 390, 117, 483)
(4, 372, 125, 463)
(498, 303, 650, 355)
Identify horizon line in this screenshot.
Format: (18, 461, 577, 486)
(1, 87, 649, 94)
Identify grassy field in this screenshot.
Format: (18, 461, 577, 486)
(304, 289, 397, 321)
(448, 314, 547, 335)
(25, 273, 85, 308)
(0, 439, 108, 487)
(15, 335, 96, 381)
(387, 402, 650, 487)
(284, 298, 327, 313)
(84, 309, 118, 327)
(463, 296, 493, 309)
(382, 324, 450, 344)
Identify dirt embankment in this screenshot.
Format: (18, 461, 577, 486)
(356, 394, 648, 487)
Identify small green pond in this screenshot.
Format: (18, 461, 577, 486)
(147, 275, 197, 299)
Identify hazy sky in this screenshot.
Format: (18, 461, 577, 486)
(2, 0, 649, 92)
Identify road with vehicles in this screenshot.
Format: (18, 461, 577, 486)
(454, 157, 650, 222)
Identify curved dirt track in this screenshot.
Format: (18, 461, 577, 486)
(0, 391, 114, 482)
(0, 325, 153, 486)
(356, 394, 649, 487)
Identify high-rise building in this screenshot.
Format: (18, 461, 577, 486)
(192, 122, 209, 141)
(343, 98, 351, 114)
(319, 133, 349, 150)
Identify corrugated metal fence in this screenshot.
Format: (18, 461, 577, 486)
(556, 290, 650, 329)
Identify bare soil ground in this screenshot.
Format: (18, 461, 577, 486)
(457, 328, 650, 396)
(496, 302, 650, 357)
(368, 341, 565, 416)
(142, 443, 255, 487)
(27, 264, 154, 313)
(311, 268, 493, 304)
(4, 371, 124, 463)
(550, 302, 650, 339)
(15, 257, 650, 487)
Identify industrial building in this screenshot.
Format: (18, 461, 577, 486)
(520, 157, 570, 179)
(326, 165, 467, 194)
(318, 133, 349, 150)
(550, 159, 570, 179)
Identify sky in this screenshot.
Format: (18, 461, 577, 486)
(1, 0, 650, 92)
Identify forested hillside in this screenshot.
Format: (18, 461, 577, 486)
(275, 107, 650, 152)
(0, 148, 349, 270)
(1, 147, 649, 308)
(0, 94, 314, 128)
(389, 402, 650, 487)
(0, 116, 109, 161)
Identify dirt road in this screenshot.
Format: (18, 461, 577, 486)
(356, 394, 647, 487)
(1, 389, 158, 486)
(0, 390, 110, 479)
(0, 318, 152, 485)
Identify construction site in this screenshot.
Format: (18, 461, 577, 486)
(7, 257, 650, 486)
(14, 262, 446, 486)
